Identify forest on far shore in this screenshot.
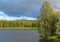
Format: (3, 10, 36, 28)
(0, 20, 38, 28)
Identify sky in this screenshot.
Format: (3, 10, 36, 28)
(0, 0, 60, 20)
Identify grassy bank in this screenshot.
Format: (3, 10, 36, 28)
(48, 36, 60, 41)
(0, 27, 38, 30)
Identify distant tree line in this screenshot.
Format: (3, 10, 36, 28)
(0, 20, 37, 28)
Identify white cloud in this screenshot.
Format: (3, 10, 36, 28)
(17, 16, 37, 20)
(0, 11, 37, 20)
(39, 0, 60, 11)
(43, 0, 60, 11)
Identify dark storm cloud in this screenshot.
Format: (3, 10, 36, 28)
(0, 0, 59, 17)
(0, 0, 42, 17)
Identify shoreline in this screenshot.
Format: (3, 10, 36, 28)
(0, 27, 38, 30)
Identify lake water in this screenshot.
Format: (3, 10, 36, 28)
(0, 30, 59, 42)
(0, 30, 40, 42)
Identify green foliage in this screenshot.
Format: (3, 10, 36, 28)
(0, 20, 37, 28)
(37, 1, 60, 39)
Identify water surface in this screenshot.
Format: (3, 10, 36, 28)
(0, 30, 59, 42)
(0, 30, 40, 42)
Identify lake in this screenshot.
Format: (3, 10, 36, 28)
(0, 30, 40, 42)
(0, 30, 59, 42)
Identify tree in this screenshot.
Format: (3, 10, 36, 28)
(54, 12, 60, 35)
(37, 1, 57, 39)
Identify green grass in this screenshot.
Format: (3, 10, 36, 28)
(47, 36, 60, 42)
(0, 27, 38, 30)
(48, 36, 60, 40)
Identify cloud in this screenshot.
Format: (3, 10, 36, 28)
(43, 0, 60, 11)
(0, 0, 60, 17)
(0, 0, 41, 17)
(0, 11, 37, 20)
